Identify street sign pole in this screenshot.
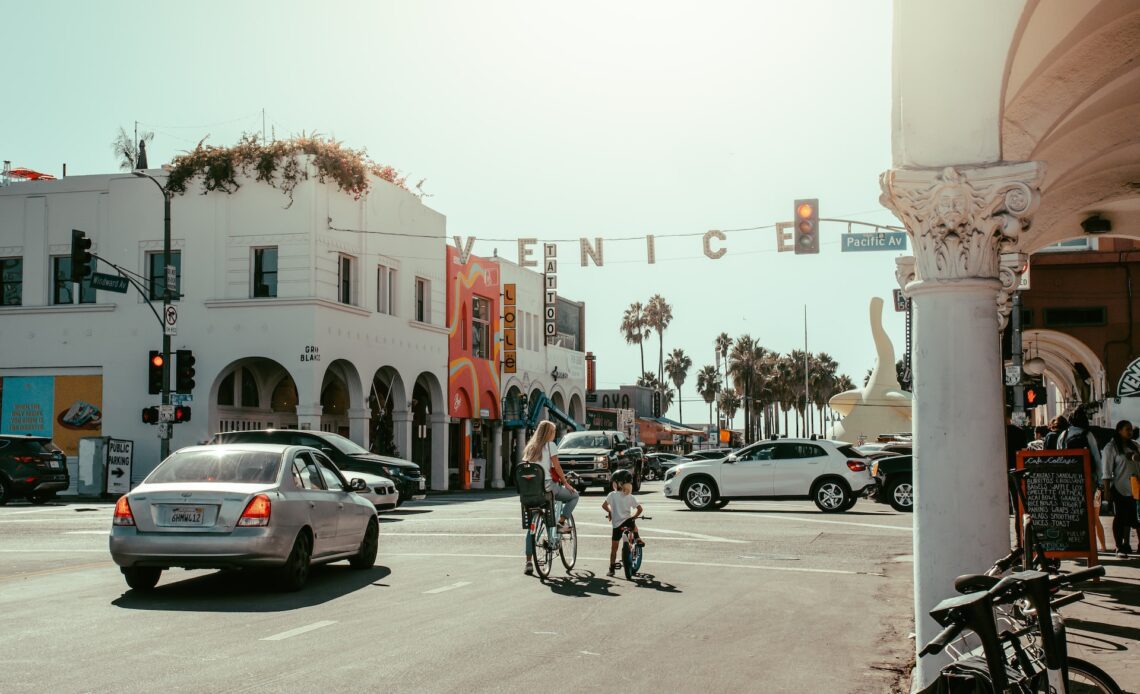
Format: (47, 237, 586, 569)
(161, 189, 172, 457)
(1011, 291, 1025, 425)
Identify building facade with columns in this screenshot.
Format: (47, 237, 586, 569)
(885, 1, 1140, 686)
(0, 166, 453, 488)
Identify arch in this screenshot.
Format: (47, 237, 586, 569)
(210, 357, 297, 434)
(412, 371, 448, 490)
(550, 389, 566, 414)
(369, 366, 408, 457)
(481, 390, 499, 419)
(319, 359, 364, 440)
(1022, 328, 1107, 411)
(568, 393, 584, 423)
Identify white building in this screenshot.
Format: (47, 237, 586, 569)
(0, 164, 453, 487)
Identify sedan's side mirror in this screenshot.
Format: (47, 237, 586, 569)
(350, 478, 368, 492)
(725, 454, 738, 463)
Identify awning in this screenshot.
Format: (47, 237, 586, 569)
(7, 167, 56, 180)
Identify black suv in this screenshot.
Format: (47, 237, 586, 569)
(556, 430, 646, 493)
(0, 435, 69, 505)
(209, 429, 426, 505)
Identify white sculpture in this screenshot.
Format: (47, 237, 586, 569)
(829, 297, 913, 443)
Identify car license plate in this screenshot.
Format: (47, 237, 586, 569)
(49, 460, 61, 469)
(169, 506, 204, 525)
(418, 479, 425, 490)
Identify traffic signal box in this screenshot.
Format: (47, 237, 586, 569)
(175, 350, 196, 393)
(70, 229, 93, 282)
(1024, 384, 1047, 409)
(148, 351, 165, 395)
(793, 199, 819, 254)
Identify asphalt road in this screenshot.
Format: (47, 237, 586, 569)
(0, 482, 915, 693)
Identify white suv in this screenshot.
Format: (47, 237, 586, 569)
(662, 438, 876, 512)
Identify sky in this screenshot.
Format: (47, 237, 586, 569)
(3, 0, 905, 423)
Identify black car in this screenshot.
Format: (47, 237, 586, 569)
(870, 454, 913, 512)
(644, 452, 686, 480)
(210, 429, 426, 505)
(0, 435, 69, 505)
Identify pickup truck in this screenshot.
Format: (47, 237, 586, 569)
(555, 430, 646, 493)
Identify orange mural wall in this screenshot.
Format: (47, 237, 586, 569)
(446, 246, 501, 420)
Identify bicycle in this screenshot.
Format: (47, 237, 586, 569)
(919, 565, 1121, 693)
(613, 514, 650, 580)
(518, 466, 579, 579)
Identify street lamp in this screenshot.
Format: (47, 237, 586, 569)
(132, 170, 174, 460)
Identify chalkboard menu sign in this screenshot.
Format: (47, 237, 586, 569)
(1015, 449, 1097, 563)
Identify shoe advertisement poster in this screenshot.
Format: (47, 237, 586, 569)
(0, 375, 102, 456)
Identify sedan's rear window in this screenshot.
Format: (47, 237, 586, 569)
(148, 451, 281, 484)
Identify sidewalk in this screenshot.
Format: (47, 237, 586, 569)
(1061, 553, 1140, 692)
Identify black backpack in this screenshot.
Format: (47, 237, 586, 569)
(516, 462, 548, 507)
(1064, 429, 1090, 451)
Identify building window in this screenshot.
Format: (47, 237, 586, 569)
(472, 296, 490, 359)
(377, 265, 395, 315)
(415, 277, 430, 323)
(52, 256, 95, 305)
(217, 372, 236, 406)
(240, 367, 260, 407)
(1, 258, 21, 306)
(252, 247, 278, 298)
(1043, 306, 1107, 328)
(148, 251, 182, 301)
(339, 255, 354, 305)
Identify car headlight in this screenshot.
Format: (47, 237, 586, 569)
(665, 469, 676, 480)
(871, 462, 879, 477)
(594, 455, 608, 463)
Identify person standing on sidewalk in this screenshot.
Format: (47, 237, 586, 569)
(1101, 419, 1140, 557)
(1043, 415, 1069, 450)
(1061, 407, 1107, 553)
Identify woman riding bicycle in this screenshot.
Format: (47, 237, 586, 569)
(521, 420, 579, 575)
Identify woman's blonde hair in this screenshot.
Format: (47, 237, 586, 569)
(522, 421, 557, 462)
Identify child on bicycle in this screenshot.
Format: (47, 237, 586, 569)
(602, 469, 644, 577)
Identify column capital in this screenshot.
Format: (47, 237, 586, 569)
(879, 162, 1045, 284)
(895, 255, 916, 295)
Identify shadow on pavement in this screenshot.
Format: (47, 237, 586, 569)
(541, 569, 618, 598)
(714, 508, 901, 517)
(384, 508, 434, 516)
(630, 572, 682, 594)
(111, 564, 391, 612)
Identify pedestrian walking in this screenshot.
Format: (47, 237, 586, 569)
(1005, 410, 1029, 513)
(1061, 407, 1107, 553)
(1043, 415, 1069, 450)
(1101, 419, 1140, 557)
(1027, 425, 1049, 451)
(520, 420, 579, 575)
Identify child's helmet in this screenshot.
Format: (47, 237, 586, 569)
(611, 469, 633, 485)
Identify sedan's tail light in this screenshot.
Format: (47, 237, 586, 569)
(113, 497, 135, 526)
(238, 494, 271, 527)
(846, 460, 868, 472)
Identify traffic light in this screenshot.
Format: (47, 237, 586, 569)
(1024, 384, 1047, 409)
(141, 406, 159, 425)
(148, 351, 165, 395)
(174, 406, 192, 423)
(652, 390, 662, 418)
(793, 198, 819, 254)
(175, 349, 196, 393)
(70, 229, 93, 282)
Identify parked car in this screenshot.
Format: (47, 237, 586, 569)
(209, 429, 426, 505)
(0, 435, 69, 505)
(556, 430, 646, 492)
(663, 438, 876, 513)
(870, 454, 913, 512)
(645, 452, 686, 480)
(344, 470, 400, 512)
(857, 442, 912, 459)
(109, 444, 379, 591)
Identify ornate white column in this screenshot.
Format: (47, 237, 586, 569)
(392, 411, 412, 460)
(490, 423, 505, 489)
(430, 412, 449, 491)
(880, 162, 1043, 688)
(347, 408, 371, 450)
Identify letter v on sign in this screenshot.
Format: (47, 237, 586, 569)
(453, 236, 476, 264)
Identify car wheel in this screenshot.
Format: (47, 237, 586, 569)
(27, 492, 56, 505)
(632, 470, 642, 493)
(812, 479, 851, 513)
(682, 478, 717, 511)
(0, 478, 11, 506)
(276, 532, 312, 591)
(887, 476, 914, 513)
(122, 567, 162, 591)
(350, 518, 379, 569)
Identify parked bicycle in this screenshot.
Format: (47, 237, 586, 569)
(918, 564, 1120, 693)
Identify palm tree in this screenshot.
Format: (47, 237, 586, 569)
(811, 353, 839, 435)
(644, 294, 673, 382)
(728, 335, 760, 443)
(695, 364, 721, 429)
(718, 390, 741, 435)
(715, 332, 733, 388)
(620, 302, 648, 377)
(112, 126, 154, 171)
(664, 348, 693, 424)
(637, 371, 674, 415)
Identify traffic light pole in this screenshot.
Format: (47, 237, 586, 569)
(134, 171, 173, 461)
(1011, 291, 1025, 426)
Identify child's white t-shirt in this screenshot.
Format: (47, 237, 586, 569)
(606, 490, 640, 527)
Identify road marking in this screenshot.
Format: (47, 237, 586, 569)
(65, 530, 110, 535)
(0, 518, 114, 523)
(533, 631, 559, 635)
(260, 621, 338, 641)
(387, 552, 872, 576)
(381, 531, 738, 544)
(423, 581, 472, 594)
(576, 521, 745, 544)
(0, 561, 113, 582)
(0, 507, 93, 515)
(750, 514, 912, 532)
(0, 548, 108, 552)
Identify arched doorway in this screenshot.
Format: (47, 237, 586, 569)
(569, 393, 584, 424)
(320, 359, 364, 442)
(503, 385, 525, 486)
(369, 366, 408, 457)
(211, 358, 297, 433)
(412, 371, 447, 490)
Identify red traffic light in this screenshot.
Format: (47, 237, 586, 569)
(174, 406, 192, 423)
(150, 354, 164, 368)
(796, 202, 815, 219)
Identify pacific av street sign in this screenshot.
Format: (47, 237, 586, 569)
(841, 231, 908, 252)
(90, 272, 130, 293)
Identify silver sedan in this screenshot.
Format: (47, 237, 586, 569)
(109, 444, 379, 592)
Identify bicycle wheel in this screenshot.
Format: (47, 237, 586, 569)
(1064, 658, 1123, 694)
(558, 513, 577, 571)
(628, 542, 643, 575)
(621, 538, 633, 579)
(532, 513, 553, 579)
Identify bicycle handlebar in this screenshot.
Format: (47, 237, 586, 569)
(919, 622, 966, 657)
(1049, 565, 1104, 588)
(1049, 590, 1085, 611)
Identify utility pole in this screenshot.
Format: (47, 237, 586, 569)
(804, 306, 811, 438)
(1011, 291, 1025, 426)
(133, 171, 174, 461)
